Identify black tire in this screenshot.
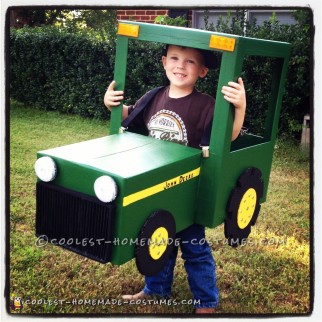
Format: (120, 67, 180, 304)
(225, 168, 264, 247)
(135, 210, 176, 276)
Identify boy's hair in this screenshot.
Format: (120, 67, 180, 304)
(162, 44, 219, 70)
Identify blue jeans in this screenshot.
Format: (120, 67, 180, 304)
(143, 224, 219, 309)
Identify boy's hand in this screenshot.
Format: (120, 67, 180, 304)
(104, 80, 124, 110)
(221, 77, 246, 111)
(222, 77, 247, 141)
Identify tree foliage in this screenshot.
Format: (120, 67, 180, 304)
(9, 9, 65, 28)
(10, 9, 117, 42)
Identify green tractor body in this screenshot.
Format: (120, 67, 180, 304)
(35, 21, 291, 275)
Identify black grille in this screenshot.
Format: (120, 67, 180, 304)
(36, 182, 115, 263)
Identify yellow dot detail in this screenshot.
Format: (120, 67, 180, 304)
(237, 188, 257, 229)
(149, 227, 169, 260)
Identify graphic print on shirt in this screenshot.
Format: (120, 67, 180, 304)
(147, 109, 188, 146)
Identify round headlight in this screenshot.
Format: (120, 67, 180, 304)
(34, 156, 57, 182)
(94, 176, 118, 203)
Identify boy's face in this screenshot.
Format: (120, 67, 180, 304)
(162, 45, 209, 92)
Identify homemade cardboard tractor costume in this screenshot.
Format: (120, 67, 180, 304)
(35, 21, 291, 276)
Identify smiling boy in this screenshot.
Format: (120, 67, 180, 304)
(104, 44, 246, 313)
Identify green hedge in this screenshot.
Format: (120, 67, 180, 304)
(10, 27, 113, 119)
(10, 11, 311, 137)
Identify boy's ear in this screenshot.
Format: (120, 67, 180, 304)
(199, 66, 209, 78)
(162, 55, 167, 68)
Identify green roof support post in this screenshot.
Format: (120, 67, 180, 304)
(263, 57, 290, 143)
(109, 35, 129, 135)
(195, 44, 243, 228)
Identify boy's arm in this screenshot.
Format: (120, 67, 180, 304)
(104, 80, 129, 120)
(221, 77, 246, 141)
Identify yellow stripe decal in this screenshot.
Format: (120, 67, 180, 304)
(123, 167, 200, 207)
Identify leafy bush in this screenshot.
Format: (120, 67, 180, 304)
(10, 27, 112, 119)
(124, 40, 167, 104)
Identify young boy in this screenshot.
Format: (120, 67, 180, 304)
(104, 45, 246, 314)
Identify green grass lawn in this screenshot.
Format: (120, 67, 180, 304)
(9, 100, 311, 315)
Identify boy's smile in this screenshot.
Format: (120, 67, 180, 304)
(162, 45, 209, 97)
(174, 72, 186, 79)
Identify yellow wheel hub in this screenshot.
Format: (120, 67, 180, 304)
(149, 227, 168, 260)
(237, 188, 257, 229)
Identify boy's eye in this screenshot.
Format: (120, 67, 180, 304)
(187, 59, 196, 64)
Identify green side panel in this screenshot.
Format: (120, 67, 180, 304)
(110, 157, 201, 265)
(195, 141, 275, 228)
